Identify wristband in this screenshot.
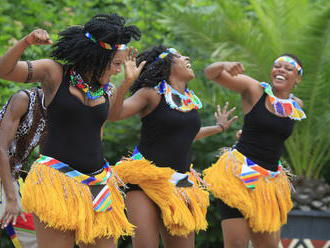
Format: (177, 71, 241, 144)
(217, 123, 225, 132)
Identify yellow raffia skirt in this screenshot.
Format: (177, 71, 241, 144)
(113, 159, 209, 236)
(21, 161, 134, 244)
(203, 149, 293, 233)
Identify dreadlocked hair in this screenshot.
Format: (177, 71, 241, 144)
(51, 13, 141, 88)
(130, 45, 176, 94)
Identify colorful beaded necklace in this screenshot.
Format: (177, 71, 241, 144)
(260, 82, 306, 120)
(69, 69, 113, 100)
(155, 80, 202, 112)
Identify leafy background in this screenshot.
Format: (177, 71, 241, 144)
(1, 0, 330, 247)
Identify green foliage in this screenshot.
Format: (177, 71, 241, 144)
(2, 0, 329, 247)
(0, 1, 230, 247)
(285, 3, 330, 178)
(162, 0, 330, 180)
(103, 116, 141, 161)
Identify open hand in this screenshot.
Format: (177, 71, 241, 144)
(123, 47, 146, 85)
(0, 199, 26, 228)
(23, 29, 53, 46)
(215, 102, 238, 131)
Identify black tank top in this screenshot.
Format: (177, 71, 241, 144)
(138, 95, 201, 173)
(41, 68, 109, 173)
(235, 93, 294, 171)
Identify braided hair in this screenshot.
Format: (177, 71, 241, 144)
(51, 14, 141, 86)
(130, 45, 177, 94)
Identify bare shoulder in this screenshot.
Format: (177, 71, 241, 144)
(240, 75, 263, 99)
(41, 59, 63, 78)
(240, 77, 265, 113)
(32, 59, 62, 75)
(239, 74, 260, 91)
(6, 91, 30, 117)
(135, 87, 161, 117)
(10, 91, 30, 106)
(37, 58, 60, 66)
(137, 87, 159, 97)
(132, 87, 159, 102)
(39, 59, 63, 94)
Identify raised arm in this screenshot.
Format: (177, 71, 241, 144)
(194, 103, 238, 140)
(0, 29, 62, 102)
(0, 29, 55, 82)
(108, 48, 146, 121)
(109, 87, 156, 121)
(204, 62, 260, 95)
(0, 92, 30, 227)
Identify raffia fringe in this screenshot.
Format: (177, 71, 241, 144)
(113, 159, 209, 236)
(203, 150, 293, 233)
(21, 162, 134, 244)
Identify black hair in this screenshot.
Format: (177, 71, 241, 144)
(130, 45, 176, 94)
(279, 53, 304, 74)
(51, 13, 141, 88)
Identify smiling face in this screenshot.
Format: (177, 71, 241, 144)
(271, 59, 301, 92)
(170, 52, 195, 82)
(99, 50, 128, 85)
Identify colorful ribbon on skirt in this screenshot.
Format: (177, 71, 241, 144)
(5, 224, 22, 248)
(37, 155, 113, 212)
(116, 146, 195, 187)
(233, 150, 282, 190)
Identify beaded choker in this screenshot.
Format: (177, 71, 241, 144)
(260, 82, 306, 120)
(69, 69, 113, 100)
(155, 80, 202, 112)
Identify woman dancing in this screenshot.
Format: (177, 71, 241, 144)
(0, 14, 144, 248)
(204, 54, 306, 248)
(111, 46, 237, 248)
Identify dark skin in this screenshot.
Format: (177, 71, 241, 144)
(110, 53, 238, 137)
(0, 92, 30, 228)
(110, 51, 237, 248)
(204, 61, 302, 115)
(204, 60, 303, 248)
(0, 29, 145, 248)
(0, 29, 145, 110)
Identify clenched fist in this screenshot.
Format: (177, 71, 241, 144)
(222, 62, 245, 77)
(23, 29, 53, 46)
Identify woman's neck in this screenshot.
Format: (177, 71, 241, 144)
(168, 76, 188, 94)
(272, 87, 291, 99)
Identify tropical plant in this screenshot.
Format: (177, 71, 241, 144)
(161, 0, 330, 180)
(1, 1, 229, 247)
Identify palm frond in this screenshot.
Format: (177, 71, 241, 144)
(163, 0, 330, 179)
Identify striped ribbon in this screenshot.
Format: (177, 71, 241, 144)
(5, 224, 22, 248)
(236, 152, 282, 190)
(37, 155, 113, 212)
(116, 146, 195, 187)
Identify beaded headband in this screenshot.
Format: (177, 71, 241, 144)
(274, 56, 303, 76)
(85, 32, 127, 51)
(158, 48, 178, 59)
